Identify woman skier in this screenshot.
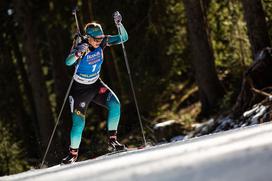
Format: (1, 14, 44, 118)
(62, 12, 128, 164)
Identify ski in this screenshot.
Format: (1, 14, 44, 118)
(94, 146, 145, 159)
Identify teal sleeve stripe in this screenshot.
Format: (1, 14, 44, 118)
(119, 24, 129, 42)
(108, 24, 128, 46)
(65, 51, 78, 66)
(70, 113, 85, 149)
(106, 94, 121, 131)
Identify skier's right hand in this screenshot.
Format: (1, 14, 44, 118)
(75, 43, 89, 57)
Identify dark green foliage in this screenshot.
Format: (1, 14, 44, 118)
(262, 0, 272, 45)
(207, 0, 252, 110)
(0, 0, 271, 175)
(0, 122, 30, 175)
(208, 0, 252, 68)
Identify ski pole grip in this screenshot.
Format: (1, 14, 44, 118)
(72, 6, 79, 15)
(113, 11, 122, 27)
(72, 6, 81, 35)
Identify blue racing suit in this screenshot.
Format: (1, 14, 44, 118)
(65, 24, 128, 149)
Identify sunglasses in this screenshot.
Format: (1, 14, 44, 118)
(86, 35, 103, 42)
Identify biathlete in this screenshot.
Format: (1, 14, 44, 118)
(62, 12, 128, 164)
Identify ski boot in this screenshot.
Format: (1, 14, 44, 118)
(61, 148, 78, 164)
(108, 130, 127, 152)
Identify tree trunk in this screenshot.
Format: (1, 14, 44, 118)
(82, 0, 94, 23)
(201, 0, 211, 16)
(183, 0, 225, 117)
(13, 0, 56, 163)
(241, 0, 270, 59)
(232, 47, 272, 118)
(110, 47, 127, 101)
(10, 32, 42, 159)
(45, 1, 74, 154)
(0, 30, 38, 154)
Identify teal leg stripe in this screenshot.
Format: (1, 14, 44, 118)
(107, 95, 121, 131)
(70, 113, 85, 149)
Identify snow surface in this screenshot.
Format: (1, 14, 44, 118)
(2, 122, 272, 181)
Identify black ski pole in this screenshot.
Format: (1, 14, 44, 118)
(40, 7, 81, 168)
(114, 11, 147, 146)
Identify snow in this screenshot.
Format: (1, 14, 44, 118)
(250, 105, 268, 124)
(2, 122, 272, 181)
(153, 120, 175, 129)
(170, 135, 185, 142)
(243, 105, 260, 118)
(243, 105, 268, 119)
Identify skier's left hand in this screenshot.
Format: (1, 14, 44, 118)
(113, 11, 122, 27)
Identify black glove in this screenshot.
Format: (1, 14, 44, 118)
(113, 11, 122, 27)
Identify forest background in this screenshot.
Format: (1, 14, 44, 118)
(0, 0, 271, 175)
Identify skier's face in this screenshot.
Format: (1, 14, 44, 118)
(88, 37, 103, 48)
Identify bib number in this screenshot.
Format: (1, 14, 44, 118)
(92, 64, 97, 72)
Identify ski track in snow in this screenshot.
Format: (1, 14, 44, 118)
(1, 122, 272, 181)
